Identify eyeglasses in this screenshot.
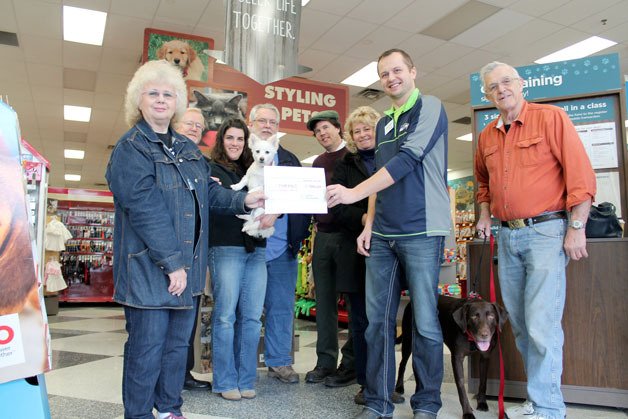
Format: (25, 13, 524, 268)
(142, 90, 176, 100)
(182, 120, 204, 130)
(254, 118, 279, 127)
(486, 77, 519, 93)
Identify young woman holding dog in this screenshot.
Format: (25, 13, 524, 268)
(106, 61, 265, 419)
(208, 117, 268, 401)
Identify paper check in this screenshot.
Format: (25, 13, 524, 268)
(263, 166, 328, 214)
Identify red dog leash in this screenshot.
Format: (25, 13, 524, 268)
(488, 234, 506, 419)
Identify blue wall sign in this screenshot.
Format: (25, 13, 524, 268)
(470, 53, 621, 107)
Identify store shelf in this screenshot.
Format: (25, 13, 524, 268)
(63, 252, 113, 256)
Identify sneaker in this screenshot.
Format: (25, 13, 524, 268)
(305, 365, 335, 383)
(240, 389, 256, 399)
(220, 389, 241, 401)
(506, 400, 535, 418)
(323, 364, 357, 387)
(268, 365, 299, 383)
(162, 414, 187, 419)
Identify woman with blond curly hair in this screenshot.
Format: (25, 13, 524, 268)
(106, 60, 265, 419)
(330, 106, 404, 406)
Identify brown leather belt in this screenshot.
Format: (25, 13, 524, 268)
(501, 211, 567, 229)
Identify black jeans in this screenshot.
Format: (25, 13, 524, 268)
(347, 292, 368, 385)
(312, 231, 354, 370)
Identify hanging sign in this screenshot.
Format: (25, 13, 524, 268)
(223, 0, 309, 84)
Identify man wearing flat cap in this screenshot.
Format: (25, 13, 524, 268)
(304, 110, 357, 388)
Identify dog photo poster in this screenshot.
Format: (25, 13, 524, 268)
(143, 28, 213, 83)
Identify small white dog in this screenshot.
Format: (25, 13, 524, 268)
(231, 133, 279, 239)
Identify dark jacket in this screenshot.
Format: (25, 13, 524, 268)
(105, 119, 247, 309)
(329, 151, 369, 293)
(208, 161, 265, 250)
(277, 145, 312, 257)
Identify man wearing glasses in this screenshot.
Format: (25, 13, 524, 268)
(475, 62, 596, 419)
(248, 104, 311, 384)
(174, 107, 212, 391)
(176, 107, 206, 145)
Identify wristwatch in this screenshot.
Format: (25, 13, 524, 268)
(568, 219, 585, 230)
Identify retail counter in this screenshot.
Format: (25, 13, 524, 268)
(467, 238, 628, 408)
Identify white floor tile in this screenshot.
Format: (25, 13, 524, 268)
(46, 356, 123, 404)
(50, 318, 127, 332)
(52, 332, 126, 356)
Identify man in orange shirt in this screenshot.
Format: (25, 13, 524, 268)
(475, 62, 596, 419)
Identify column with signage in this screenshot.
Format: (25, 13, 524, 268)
(466, 54, 628, 407)
(0, 100, 51, 417)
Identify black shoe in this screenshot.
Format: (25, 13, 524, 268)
(324, 365, 357, 387)
(183, 377, 211, 390)
(305, 366, 335, 383)
(391, 391, 405, 404)
(354, 386, 365, 405)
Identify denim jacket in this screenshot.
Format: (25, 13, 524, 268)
(106, 119, 246, 309)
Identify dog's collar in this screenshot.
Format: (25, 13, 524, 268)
(182, 68, 188, 77)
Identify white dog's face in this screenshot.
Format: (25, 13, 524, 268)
(249, 133, 279, 166)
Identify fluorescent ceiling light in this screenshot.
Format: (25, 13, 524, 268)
(300, 155, 318, 165)
(535, 36, 617, 64)
(63, 6, 107, 46)
(341, 61, 379, 88)
(456, 133, 473, 142)
(64, 105, 92, 122)
(64, 149, 85, 159)
(302, 0, 311, 6)
(64, 174, 81, 181)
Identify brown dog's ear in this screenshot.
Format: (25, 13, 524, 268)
(187, 45, 197, 62)
(493, 303, 509, 332)
(157, 44, 166, 59)
(452, 305, 468, 332)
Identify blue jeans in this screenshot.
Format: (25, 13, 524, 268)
(498, 219, 568, 419)
(122, 301, 196, 419)
(209, 246, 267, 392)
(363, 235, 444, 417)
(264, 249, 298, 367)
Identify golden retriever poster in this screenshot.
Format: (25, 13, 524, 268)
(143, 28, 214, 83)
(0, 104, 50, 384)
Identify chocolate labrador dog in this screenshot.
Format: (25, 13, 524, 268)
(395, 296, 508, 419)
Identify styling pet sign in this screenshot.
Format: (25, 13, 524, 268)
(143, 28, 214, 83)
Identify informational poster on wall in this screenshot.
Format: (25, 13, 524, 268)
(553, 96, 618, 169)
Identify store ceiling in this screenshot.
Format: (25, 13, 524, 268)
(1, 0, 627, 189)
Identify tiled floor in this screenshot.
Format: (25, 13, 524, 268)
(43, 305, 626, 419)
